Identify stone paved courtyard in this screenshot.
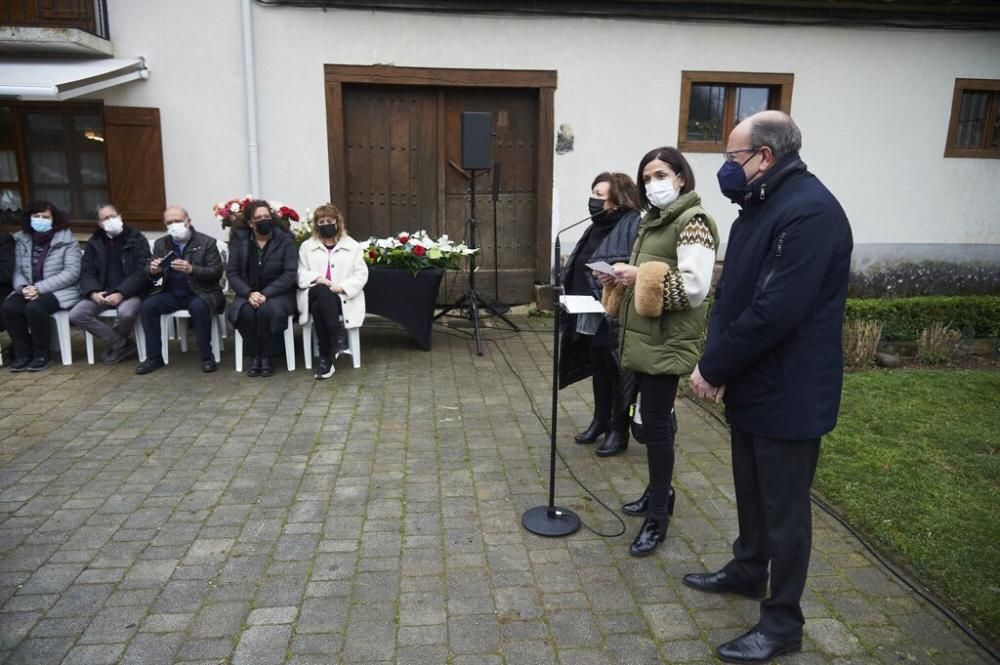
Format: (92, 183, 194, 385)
(0, 316, 994, 664)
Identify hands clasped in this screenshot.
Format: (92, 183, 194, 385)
(690, 364, 725, 403)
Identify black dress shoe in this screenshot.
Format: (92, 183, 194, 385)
(248, 355, 262, 377)
(9, 354, 31, 372)
(104, 338, 135, 365)
(136, 356, 165, 375)
(682, 570, 767, 599)
(259, 355, 273, 377)
(315, 357, 335, 379)
(716, 627, 801, 664)
(596, 430, 628, 457)
(201, 359, 218, 373)
(629, 515, 668, 556)
(26, 355, 52, 372)
(623, 487, 675, 517)
(574, 419, 608, 444)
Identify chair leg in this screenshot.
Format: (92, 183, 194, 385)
(302, 318, 313, 370)
(178, 318, 189, 352)
(56, 313, 72, 365)
(85, 331, 96, 365)
(210, 317, 221, 363)
(134, 319, 147, 363)
(348, 328, 361, 369)
(160, 316, 171, 364)
(217, 314, 226, 351)
(284, 315, 295, 372)
(234, 330, 243, 372)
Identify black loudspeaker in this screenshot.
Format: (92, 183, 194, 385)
(461, 112, 492, 170)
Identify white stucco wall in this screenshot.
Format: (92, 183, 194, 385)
(97, 1, 1000, 254)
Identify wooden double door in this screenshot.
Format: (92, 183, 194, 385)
(326, 66, 556, 304)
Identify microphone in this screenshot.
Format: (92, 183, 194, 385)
(555, 205, 621, 241)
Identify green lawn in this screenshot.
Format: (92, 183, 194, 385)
(817, 369, 1000, 642)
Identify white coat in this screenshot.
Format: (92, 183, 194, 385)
(296, 235, 368, 328)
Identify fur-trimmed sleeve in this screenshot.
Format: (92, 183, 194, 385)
(667, 215, 716, 310)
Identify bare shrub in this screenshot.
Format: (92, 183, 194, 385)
(916, 321, 962, 364)
(843, 319, 882, 368)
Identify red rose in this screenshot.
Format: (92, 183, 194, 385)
(412, 245, 427, 257)
(398, 233, 410, 244)
(368, 249, 378, 260)
(288, 210, 299, 221)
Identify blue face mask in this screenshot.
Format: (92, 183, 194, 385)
(717, 160, 750, 205)
(30, 216, 53, 234)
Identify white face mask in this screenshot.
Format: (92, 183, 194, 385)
(101, 215, 124, 237)
(167, 221, 190, 242)
(645, 178, 680, 209)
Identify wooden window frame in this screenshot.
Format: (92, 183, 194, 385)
(324, 64, 557, 283)
(944, 78, 1000, 159)
(677, 71, 794, 153)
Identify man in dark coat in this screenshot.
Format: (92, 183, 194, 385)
(686, 111, 853, 664)
(135, 206, 225, 375)
(69, 204, 152, 363)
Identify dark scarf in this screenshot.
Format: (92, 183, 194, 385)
(568, 208, 626, 296)
(29, 229, 56, 283)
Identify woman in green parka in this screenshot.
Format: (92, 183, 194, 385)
(598, 146, 720, 556)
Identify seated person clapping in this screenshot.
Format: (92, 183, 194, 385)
(135, 206, 226, 375)
(226, 200, 297, 377)
(2, 201, 81, 372)
(69, 203, 152, 364)
(296, 203, 368, 379)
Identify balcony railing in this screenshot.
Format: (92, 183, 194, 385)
(1, 0, 109, 40)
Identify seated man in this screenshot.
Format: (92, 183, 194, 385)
(69, 204, 152, 364)
(135, 206, 225, 374)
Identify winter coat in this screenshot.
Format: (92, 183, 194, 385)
(296, 235, 369, 328)
(79, 225, 152, 299)
(149, 229, 226, 314)
(614, 192, 719, 377)
(0, 230, 13, 300)
(558, 210, 640, 389)
(698, 153, 853, 440)
(226, 228, 298, 333)
(12, 229, 82, 309)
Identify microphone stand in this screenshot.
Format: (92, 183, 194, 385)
(522, 208, 616, 537)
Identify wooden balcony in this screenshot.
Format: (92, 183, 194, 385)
(2, 0, 109, 39)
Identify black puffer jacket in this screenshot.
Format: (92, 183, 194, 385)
(226, 228, 298, 334)
(79, 225, 152, 299)
(558, 209, 640, 389)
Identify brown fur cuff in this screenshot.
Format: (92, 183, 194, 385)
(601, 283, 625, 317)
(635, 261, 668, 318)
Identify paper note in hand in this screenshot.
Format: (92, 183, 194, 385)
(559, 295, 605, 314)
(585, 261, 617, 276)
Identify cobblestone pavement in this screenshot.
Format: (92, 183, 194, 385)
(0, 318, 994, 664)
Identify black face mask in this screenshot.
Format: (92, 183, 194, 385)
(254, 219, 274, 236)
(319, 224, 338, 239)
(588, 197, 607, 218)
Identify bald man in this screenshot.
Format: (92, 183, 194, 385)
(686, 111, 853, 664)
(136, 206, 226, 374)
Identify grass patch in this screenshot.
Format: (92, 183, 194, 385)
(818, 369, 1000, 641)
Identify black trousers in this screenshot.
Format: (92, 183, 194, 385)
(140, 293, 214, 362)
(235, 301, 282, 356)
(588, 339, 628, 431)
(1, 292, 62, 357)
(722, 428, 821, 640)
(308, 285, 344, 357)
(636, 373, 680, 519)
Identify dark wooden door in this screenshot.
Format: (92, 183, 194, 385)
(341, 84, 538, 303)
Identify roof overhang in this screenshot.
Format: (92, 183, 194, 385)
(0, 57, 149, 101)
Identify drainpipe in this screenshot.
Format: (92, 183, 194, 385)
(241, 0, 261, 195)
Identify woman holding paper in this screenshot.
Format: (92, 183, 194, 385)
(559, 172, 640, 457)
(598, 147, 719, 556)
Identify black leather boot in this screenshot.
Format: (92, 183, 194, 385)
(259, 355, 274, 377)
(574, 419, 608, 444)
(248, 355, 262, 377)
(596, 430, 629, 457)
(629, 515, 668, 556)
(623, 487, 674, 516)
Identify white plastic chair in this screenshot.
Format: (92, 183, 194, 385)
(50, 311, 73, 366)
(301, 315, 361, 370)
(160, 310, 223, 364)
(84, 310, 147, 364)
(234, 314, 295, 372)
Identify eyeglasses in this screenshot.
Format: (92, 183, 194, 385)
(722, 147, 758, 163)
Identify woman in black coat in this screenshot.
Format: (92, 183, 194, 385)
(226, 200, 298, 377)
(559, 172, 641, 457)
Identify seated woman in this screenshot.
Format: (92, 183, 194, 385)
(297, 203, 368, 379)
(226, 199, 298, 377)
(2, 201, 82, 372)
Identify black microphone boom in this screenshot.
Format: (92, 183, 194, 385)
(521, 205, 617, 538)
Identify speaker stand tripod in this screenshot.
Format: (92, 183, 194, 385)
(434, 168, 519, 356)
